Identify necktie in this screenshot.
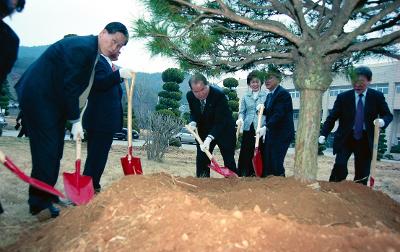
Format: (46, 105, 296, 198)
(112, 63, 117, 72)
(200, 99, 206, 113)
(265, 93, 272, 108)
(353, 94, 364, 140)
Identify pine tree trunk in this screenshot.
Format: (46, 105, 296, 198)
(294, 89, 323, 181)
(293, 57, 333, 182)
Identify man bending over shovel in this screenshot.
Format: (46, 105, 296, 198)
(186, 73, 238, 177)
(15, 22, 135, 219)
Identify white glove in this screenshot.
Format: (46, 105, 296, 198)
(373, 119, 385, 128)
(119, 68, 135, 79)
(200, 137, 212, 152)
(318, 136, 326, 144)
(256, 126, 266, 140)
(187, 121, 197, 131)
(71, 121, 84, 140)
(236, 118, 244, 126)
(256, 104, 263, 111)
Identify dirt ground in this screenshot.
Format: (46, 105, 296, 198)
(0, 136, 400, 251)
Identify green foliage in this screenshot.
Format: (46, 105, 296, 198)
(223, 78, 239, 89)
(158, 90, 182, 101)
(159, 97, 180, 109)
(390, 144, 400, 153)
(182, 112, 191, 124)
(0, 81, 10, 115)
(228, 100, 239, 112)
(232, 112, 239, 121)
(377, 129, 388, 161)
(227, 90, 238, 100)
(169, 137, 182, 147)
(155, 109, 176, 117)
(162, 82, 180, 92)
(161, 68, 185, 83)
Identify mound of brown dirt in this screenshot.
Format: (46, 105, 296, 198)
(7, 173, 400, 251)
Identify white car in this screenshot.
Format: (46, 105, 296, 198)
(175, 127, 196, 144)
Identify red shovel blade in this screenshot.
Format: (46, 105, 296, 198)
(3, 157, 65, 198)
(120, 147, 142, 175)
(369, 176, 375, 188)
(63, 160, 94, 205)
(252, 147, 263, 177)
(208, 158, 238, 178)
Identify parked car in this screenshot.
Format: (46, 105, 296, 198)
(175, 127, 196, 144)
(113, 128, 139, 141)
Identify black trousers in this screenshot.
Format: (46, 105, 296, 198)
(25, 119, 65, 208)
(262, 137, 290, 177)
(83, 131, 114, 190)
(196, 139, 237, 178)
(329, 131, 371, 185)
(238, 124, 258, 177)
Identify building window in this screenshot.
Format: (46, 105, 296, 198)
(288, 89, 300, 99)
(396, 83, 400, 93)
(370, 83, 389, 94)
(329, 86, 352, 96)
(293, 110, 299, 120)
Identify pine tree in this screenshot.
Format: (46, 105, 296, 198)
(222, 77, 239, 120)
(156, 68, 184, 117)
(0, 80, 10, 115)
(378, 129, 388, 161)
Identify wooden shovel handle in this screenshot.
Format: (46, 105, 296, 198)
(0, 150, 5, 163)
(185, 125, 214, 160)
(370, 120, 380, 183)
(76, 133, 82, 161)
(124, 74, 136, 153)
(254, 105, 265, 148)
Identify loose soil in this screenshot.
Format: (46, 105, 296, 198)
(1, 137, 400, 251)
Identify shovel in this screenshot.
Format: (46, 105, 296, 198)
(185, 125, 238, 178)
(63, 133, 94, 205)
(121, 76, 142, 175)
(0, 150, 65, 198)
(252, 104, 264, 177)
(369, 120, 381, 188)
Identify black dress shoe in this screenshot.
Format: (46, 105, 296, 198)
(30, 204, 60, 219)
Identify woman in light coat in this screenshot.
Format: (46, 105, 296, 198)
(237, 71, 266, 177)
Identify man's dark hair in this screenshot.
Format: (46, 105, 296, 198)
(355, 66, 372, 81)
(246, 70, 263, 85)
(104, 22, 129, 39)
(188, 73, 208, 88)
(0, 0, 25, 16)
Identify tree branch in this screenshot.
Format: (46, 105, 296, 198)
(168, 0, 302, 45)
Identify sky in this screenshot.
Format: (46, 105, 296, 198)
(4, 0, 178, 73)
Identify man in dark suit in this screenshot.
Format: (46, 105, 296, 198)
(186, 73, 237, 177)
(15, 22, 134, 217)
(82, 52, 124, 193)
(257, 68, 294, 177)
(0, 0, 26, 215)
(320, 66, 393, 185)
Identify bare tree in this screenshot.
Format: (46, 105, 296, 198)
(137, 111, 183, 162)
(134, 0, 400, 181)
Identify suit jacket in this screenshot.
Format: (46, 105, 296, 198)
(0, 20, 19, 87)
(187, 85, 235, 145)
(263, 85, 295, 143)
(321, 88, 393, 154)
(15, 35, 99, 127)
(83, 55, 123, 133)
(239, 90, 267, 131)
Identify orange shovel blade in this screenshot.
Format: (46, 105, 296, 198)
(252, 147, 263, 177)
(63, 160, 94, 205)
